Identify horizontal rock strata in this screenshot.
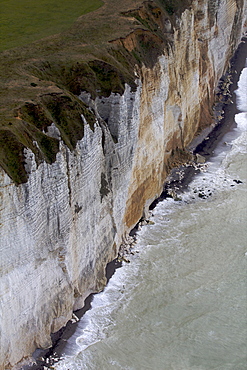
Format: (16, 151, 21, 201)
(0, 0, 246, 368)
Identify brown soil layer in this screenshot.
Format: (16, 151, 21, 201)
(0, 0, 192, 185)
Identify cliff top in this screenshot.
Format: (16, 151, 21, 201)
(0, 0, 104, 52)
(0, 0, 191, 184)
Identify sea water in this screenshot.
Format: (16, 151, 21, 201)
(54, 63, 247, 370)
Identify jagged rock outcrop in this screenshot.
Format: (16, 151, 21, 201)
(0, 0, 246, 368)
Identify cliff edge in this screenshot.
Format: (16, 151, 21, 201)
(0, 0, 246, 368)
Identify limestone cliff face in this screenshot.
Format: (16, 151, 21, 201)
(0, 0, 246, 368)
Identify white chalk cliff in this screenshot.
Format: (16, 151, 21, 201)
(0, 0, 246, 368)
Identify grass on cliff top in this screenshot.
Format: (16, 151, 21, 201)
(0, 0, 193, 184)
(0, 0, 103, 51)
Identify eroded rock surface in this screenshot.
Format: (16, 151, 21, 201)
(0, 0, 246, 368)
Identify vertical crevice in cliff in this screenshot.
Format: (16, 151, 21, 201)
(100, 172, 110, 201)
(65, 147, 72, 207)
(177, 112, 185, 150)
(208, 0, 220, 27)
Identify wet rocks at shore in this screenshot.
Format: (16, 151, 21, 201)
(117, 235, 139, 263)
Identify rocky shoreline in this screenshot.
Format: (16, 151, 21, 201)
(20, 34, 247, 370)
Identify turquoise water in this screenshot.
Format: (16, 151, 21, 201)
(54, 64, 247, 370)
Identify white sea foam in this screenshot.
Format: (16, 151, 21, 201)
(235, 112, 247, 130)
(235, 63, 247, 112)
(54, 62, 247, 370)
(55, 256, 142, 368)
(235, 63, 247, 132)
(55, 128, 247, 370)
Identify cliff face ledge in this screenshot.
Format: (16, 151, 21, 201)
(0, 0, 246, 368)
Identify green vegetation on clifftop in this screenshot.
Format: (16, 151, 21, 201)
(0, 0, 103, 51)
(0, 0, 193, 184)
